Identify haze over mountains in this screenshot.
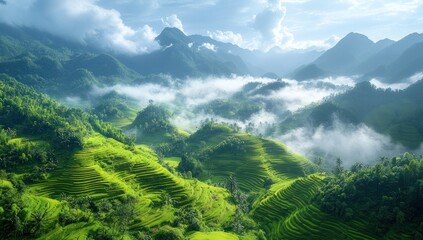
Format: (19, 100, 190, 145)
(294, 32, 423, 82)
(2, 20, 423, 84)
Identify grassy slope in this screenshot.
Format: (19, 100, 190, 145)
(189, 231, 239, 240)
(187, 124, 315, 193)
(251, 173, 379, 239)
(108, 108, 138, 129)
(25, 134, 236, 238)
(180, 124, 387, 239)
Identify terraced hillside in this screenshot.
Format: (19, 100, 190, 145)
(276, 205, 377, 239)
(29, 134, 236, 234)
(251, 173, 380, 239)
(186, 123, 317, 193)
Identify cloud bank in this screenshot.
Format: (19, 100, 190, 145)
(260, 77, 355, 111)
(370, 72, 423, 90)
(278, 119, 409, 167)
(0, 0, 159, 54)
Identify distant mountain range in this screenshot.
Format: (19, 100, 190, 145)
(0, 24, 319, 84)
(293, 32, 423, 82)
(118, 27, 321, 78)
(0, 22, 423, 88)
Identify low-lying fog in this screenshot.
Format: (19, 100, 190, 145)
(92, 74, 422, 167)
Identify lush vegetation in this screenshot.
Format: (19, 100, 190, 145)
(91, 92, 137, 127)
(199, 99, 262, 121)
(316, 154, 423, 238)
(130, 104, 186, 146)
(0, 75, 133, 148)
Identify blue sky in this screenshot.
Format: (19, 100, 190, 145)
(0, 0, 422, 53)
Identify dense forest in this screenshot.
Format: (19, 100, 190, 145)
(316, 155, 423, 238)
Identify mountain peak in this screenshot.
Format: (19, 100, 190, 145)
(399, 32, 423, 43)
(312, 32, 375, 73)
(338, 32, 373, 46)
(376, 38, 394, 45)
(345, 32, 367, 38)
(155, 27, 190, 46)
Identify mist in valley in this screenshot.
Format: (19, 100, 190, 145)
(90, 74, 422, 167)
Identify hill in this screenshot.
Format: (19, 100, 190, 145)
(0, 24, 141, 96)
(280, 80, 423, 149)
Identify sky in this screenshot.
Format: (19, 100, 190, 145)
(0, 0, 422, 53)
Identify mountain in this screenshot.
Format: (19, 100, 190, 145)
(375, 38, 395, 50)
(189, 34, 322, 76)
(155, 27, 192, 46)
(382, 42, 423, 82)
(290, 63, 327, 81)
(312, 32, 376, 74)
(355, 33, 423, 76)
(119, 27, 250, 78)
(292, 32, 423, 83)
(0, 23, 320, 82)
(0, 24, 141, 96)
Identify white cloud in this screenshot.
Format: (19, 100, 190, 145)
(315, 0, 423, 26)
(278, 118, 408, 167)
(199, 42, 217, 52)
(370, 72, 423, 90)
(178, 76, 271, 106)
(0, 0, 159, 54)
(252, 0, 287, 50)
(161, 14, 185, 32)
(93, 75, 272, 108)
(262, 77, 354, 111)
(208, 30, 244, 47)
(92, 83, 177, 104)
(282, 34, 340, 50)
(284, 0, 309, 3)
(248, 0, 339, 51)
